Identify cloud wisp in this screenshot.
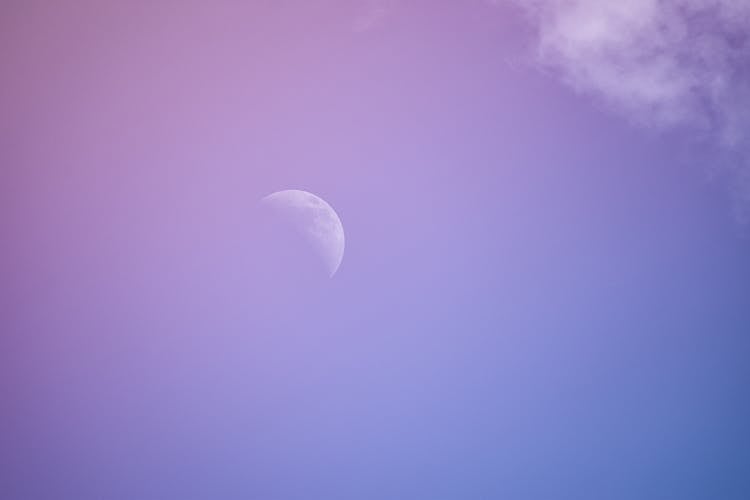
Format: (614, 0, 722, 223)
(352, 0, 393, 32)
(513, 0, 750, 222)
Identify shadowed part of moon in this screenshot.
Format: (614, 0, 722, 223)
(261, 190, 345, 278)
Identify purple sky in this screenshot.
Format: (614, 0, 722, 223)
(3, 2, 750, 499)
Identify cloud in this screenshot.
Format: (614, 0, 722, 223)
(511, 0, 750, 222)
(352, 0, 393, 32)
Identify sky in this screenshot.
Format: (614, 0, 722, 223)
(2, 1, 750, 499)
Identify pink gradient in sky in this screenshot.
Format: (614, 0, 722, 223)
(2, 2, 750, 499)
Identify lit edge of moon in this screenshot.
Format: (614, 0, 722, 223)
(261, 189, 345, 278)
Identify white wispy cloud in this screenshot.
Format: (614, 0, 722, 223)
(510, 0, 750, 221)
(352, 0, 393, 32)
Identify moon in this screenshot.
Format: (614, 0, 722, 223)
(260, 190, 345, 278)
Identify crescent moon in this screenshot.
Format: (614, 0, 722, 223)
(261, 189, 345, 278)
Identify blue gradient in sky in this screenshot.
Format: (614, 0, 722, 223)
(2, 2, 750, 499)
